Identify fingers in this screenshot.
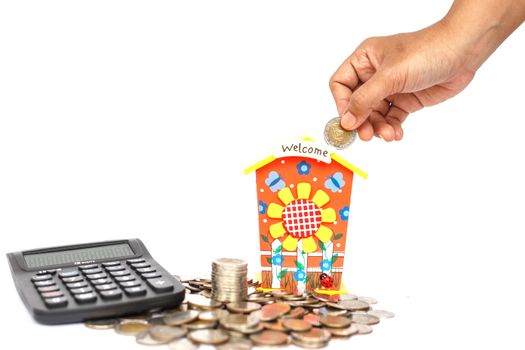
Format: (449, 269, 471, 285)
(329, 56, 360, 116)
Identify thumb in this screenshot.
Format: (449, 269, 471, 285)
(341, 72, 393, 130)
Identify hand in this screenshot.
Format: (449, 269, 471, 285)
(329, 22, 476, 141)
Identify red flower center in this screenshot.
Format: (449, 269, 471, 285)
(282, 199, 322, 239)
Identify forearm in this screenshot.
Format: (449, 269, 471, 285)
(441, 0, 525, 71)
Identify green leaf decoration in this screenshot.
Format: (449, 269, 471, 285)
(331, 254, 339, 264)
(294, 260, 305, 270)
(274, 245, 283, 254)
(319, 241, 326, 251)
(266, 257, 273, 265)
(333, 233, 343, 241)
(261, 235, 269, 243)
(305, 274, 312, 283)
(277, 269, 288, 279)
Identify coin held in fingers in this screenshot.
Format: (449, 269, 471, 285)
(324, 117, 357, 150)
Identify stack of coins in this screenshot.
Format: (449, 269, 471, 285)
(211, 258, 248, 303)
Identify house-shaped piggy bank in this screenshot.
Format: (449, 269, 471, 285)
(245, 139, 367, 294)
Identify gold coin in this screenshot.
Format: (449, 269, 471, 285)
(250, 330, 289, 346)
(260, 302, 291, 321)
(226, 301, 262, 314)
(85, 318, 119, 330)
(136, 332, 167, 345)
(168, 338, 198, 350)
(115, 320, 149, 336)
(319, 315, 352, 329)
(164, 310, 200, 326)
(324, 117, 357, 149)
(149, 325, 187, 342)
(187, 329, 230, 345)
(282, 318, 312, 332)
(184, 319, 218, 330)
(350, 313, 380, 325)
(186, 294, 223, 310)
(327, 324, 359, 337)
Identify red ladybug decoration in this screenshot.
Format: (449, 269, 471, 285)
(319, 273, 334, 289)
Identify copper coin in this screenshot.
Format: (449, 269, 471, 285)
(262, 319, 287, 332)
(250, 330, 289, 346)
(282, 307, 306, 319)
(282, 318, 312, 332)
(188, 329, 230, 345)
(303, 314, 321, 327)
(260, 302, 291, 321)
(319, 315, 352, 329)
(291, 328, 332, 342)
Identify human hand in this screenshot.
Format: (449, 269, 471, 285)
(329, 22, 476, 141)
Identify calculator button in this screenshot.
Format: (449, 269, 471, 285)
(58, 270, 79, 278)
(79, 264, 98, 270)
(62, 276, 84, 283)
(66, 281, 88, 289)
(34, 280, 56, 287)
(130, 262, 151, 269)
(69, 287, 93, 295)
(82, 268, 103, 275)
(94, 283, 118, 291)
(136, 267, 156, 274)
(119, 280, 142, 288)
(140, 272, 162, 279)
(146, 278, 174, 293)
(90, 278, 112, 285)
(109, 270, 131, 277)
(31, 274, 52, 282)
(37, 269, 57, 275)
(105, 265, 125, 272)
(86, 273, 108, 280)
(124, 286, 147, 297)
(38, 285, 60, 293)
(114, 275, 136, 282)
(126, 258, 145, 264)
(100, 289, 122, 300)
(102, 261, 121, 267)
(44, 296, 68, 308)
(74, 292, 97, 304)
(40, 291, 64, 298)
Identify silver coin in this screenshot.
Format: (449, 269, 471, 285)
(149, 325, 187, 342)
(324, 117, 357, 149)
(353, 324, 373, 335)
(292, 338, 328, 349)
(198, 309, 229, 322)
(219, 313, 260, 332)
(168, 338, 199, 350)
(350, 313, 380, 325)
(136, 332, 168, 345)
(226, 302, 261, 314)
(164, 310, 200, 326)
(216, 337, 253, 350)
(357, 296, 378, 305)
(368, 309, 395, 319)
(327, 324, 359, 337)
(186, 294, 223, 310)
(327, 299, 370, 311)
(187, 329, 230, 345)
(184, 320, 218, 330)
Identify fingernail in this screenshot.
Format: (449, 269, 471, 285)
(341, 112, 357, 129)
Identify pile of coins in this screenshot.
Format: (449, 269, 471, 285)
(211, 258, 248, 303)
(324, 116, 357, 150)
(85, 275, 394, 349)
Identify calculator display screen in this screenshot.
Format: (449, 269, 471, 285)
(23, 243, 134, 268)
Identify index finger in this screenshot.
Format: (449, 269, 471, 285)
(329, 55, 360, 116)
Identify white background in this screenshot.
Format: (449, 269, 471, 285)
(1, 1, 524, 349)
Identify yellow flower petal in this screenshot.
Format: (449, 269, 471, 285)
(267, 203, 284, 219)
(311, 189, 330, 207)
(315, 225, 333, 243)
(277, 187, 295, 205)
(282, 235, 299, 251)
(297, 183, 311, 199)
(301, 236, 317, 253)
(321, 208, 336, 223)
(269, 222, 286, 239)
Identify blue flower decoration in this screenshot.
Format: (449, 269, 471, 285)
(259, 200, 268, 215)
(272, 254, 283, 266)
(320, 259, 332, 272)
(296, 160, 311, 175)
(293, 269, 306, 282)
(339, 206, 350, 221)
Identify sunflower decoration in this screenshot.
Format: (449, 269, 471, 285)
(266, 182, 336, 253)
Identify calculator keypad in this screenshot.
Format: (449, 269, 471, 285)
(32, 258, 174, 309)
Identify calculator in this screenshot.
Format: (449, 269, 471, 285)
(7, 238, 185, 324)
